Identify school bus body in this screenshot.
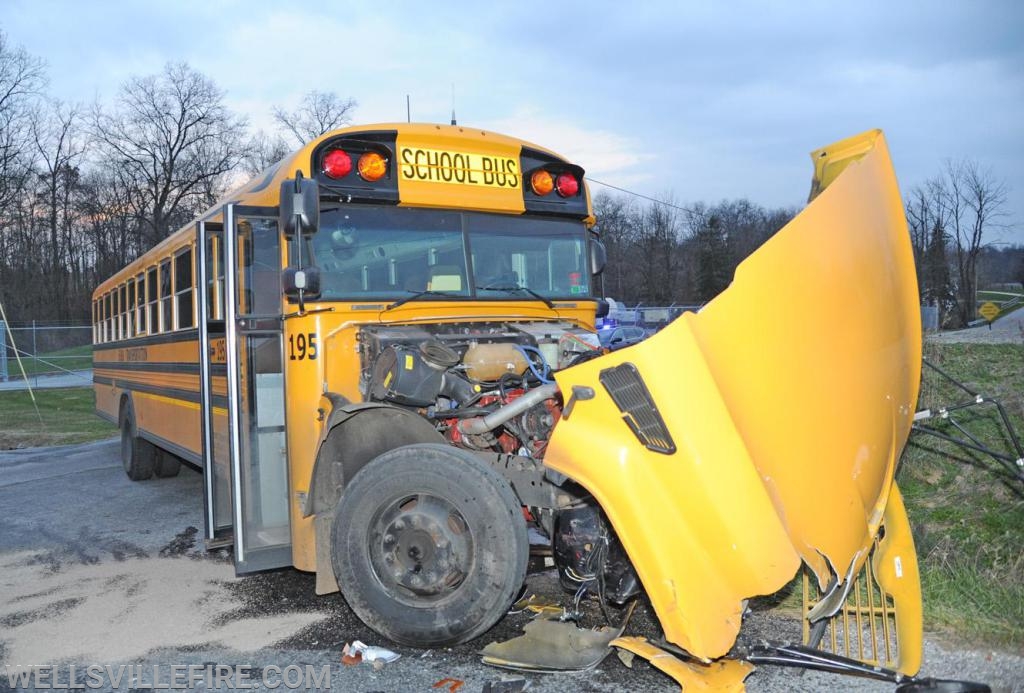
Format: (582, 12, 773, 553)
(93, 124, 922, 675)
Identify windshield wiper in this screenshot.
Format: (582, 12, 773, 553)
(477, 285, 555, 309)
(385, 289, 460, 311)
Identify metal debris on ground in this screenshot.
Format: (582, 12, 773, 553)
(610, 636, 753, 692)
(432, 677, 465, 692)
(480, 603, 635, 672)
(341, 640, 401, 669)
(508, 593, 564, 619)
(481, 677, 529, 692)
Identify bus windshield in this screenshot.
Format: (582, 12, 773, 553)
(308, 206, 591, 301)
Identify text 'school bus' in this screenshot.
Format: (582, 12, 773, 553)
(93, 125, 923, 683)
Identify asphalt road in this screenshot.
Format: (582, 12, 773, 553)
(928, 309, 1024, 344)
(0, 440, 1020, 692)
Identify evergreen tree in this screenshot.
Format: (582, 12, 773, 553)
(694, 214, 732, 302)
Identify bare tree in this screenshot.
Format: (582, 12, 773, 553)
(938, 160, 1009, 325)
(0, 31, 46, 212)
(635, 196, 681, 303)
(272, 90, 357, 146)
(32, 100, 86, 317)
(592, 192, 639, 300)
(91, 62, 248, 246)
(241, 129, 293, 178)
(78, 166, 145, 276)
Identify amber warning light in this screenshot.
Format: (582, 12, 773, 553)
(530, 170, 554, 196)
(358, 152, 388, 182)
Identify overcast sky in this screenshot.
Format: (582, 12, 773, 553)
(4, 1, 1022, 243)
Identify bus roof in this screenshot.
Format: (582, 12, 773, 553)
(93, 123, 590, 299)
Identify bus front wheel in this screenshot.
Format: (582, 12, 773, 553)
(331, 443, 528, 647)
(119, 404, 155, 481)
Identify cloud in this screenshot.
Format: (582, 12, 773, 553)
(4, 0, 1022, 240)
(483, 109, 656, 186)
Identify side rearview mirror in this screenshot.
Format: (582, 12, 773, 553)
(280, 173, 320, 239)
(283, 266, 321, 301)
(594, 299, 610, 318)
(589, 237, 607, 275)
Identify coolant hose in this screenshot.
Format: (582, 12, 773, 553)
(457, 383, 559, 436)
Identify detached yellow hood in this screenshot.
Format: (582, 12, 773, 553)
(545, 130, 921, 659)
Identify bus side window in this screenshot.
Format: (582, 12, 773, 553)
(114, 286, 122, 341)
(159, 260, 172, 332)
(147, 267, 158, 334)
(175, 248, 194, 329)
(103, 294, 111, 342)
(135, 273, 146, 336)
(125, 278, 135, 337)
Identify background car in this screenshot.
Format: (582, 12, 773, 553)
(598, 325, 648, 351)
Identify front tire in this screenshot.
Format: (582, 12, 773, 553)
(331, 444, 528, 647)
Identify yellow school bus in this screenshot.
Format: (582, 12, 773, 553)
(94, 124, 923, 685)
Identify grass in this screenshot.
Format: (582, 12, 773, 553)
(753, 342, 1024, 650)
(5, 343, 93, 378)
(899, 341, 1024, 649)
(0, 387, 116, 449)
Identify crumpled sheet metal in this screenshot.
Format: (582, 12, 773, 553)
(509, 593, 564, 619)
(611, 637, 753, 692)
(480, 618, 625, 672)
(545, 130, 922, 659)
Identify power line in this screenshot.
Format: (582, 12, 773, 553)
(587, 178, 697, 215)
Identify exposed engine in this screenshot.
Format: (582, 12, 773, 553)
(359, 322, 601, 459)
(358, 321, 640, 609)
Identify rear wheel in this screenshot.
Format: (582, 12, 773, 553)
(154, 449, 182, 478)
(120, 404, 155, 481)
(331, 443, 528, 647)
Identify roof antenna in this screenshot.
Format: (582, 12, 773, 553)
(406, 94, 411, 123)
(450, 83, 457, 125)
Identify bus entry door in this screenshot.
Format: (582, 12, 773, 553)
(204, 205, 292, 574)
(197, 220, 232, 547)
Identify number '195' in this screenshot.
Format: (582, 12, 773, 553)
(288, 333, 318, 360)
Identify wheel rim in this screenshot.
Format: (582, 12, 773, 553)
(368, 493, 474, 604)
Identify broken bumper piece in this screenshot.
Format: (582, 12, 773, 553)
(612, 637, 753, 692)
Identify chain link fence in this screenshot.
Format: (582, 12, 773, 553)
(0, 321, 93, 384)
